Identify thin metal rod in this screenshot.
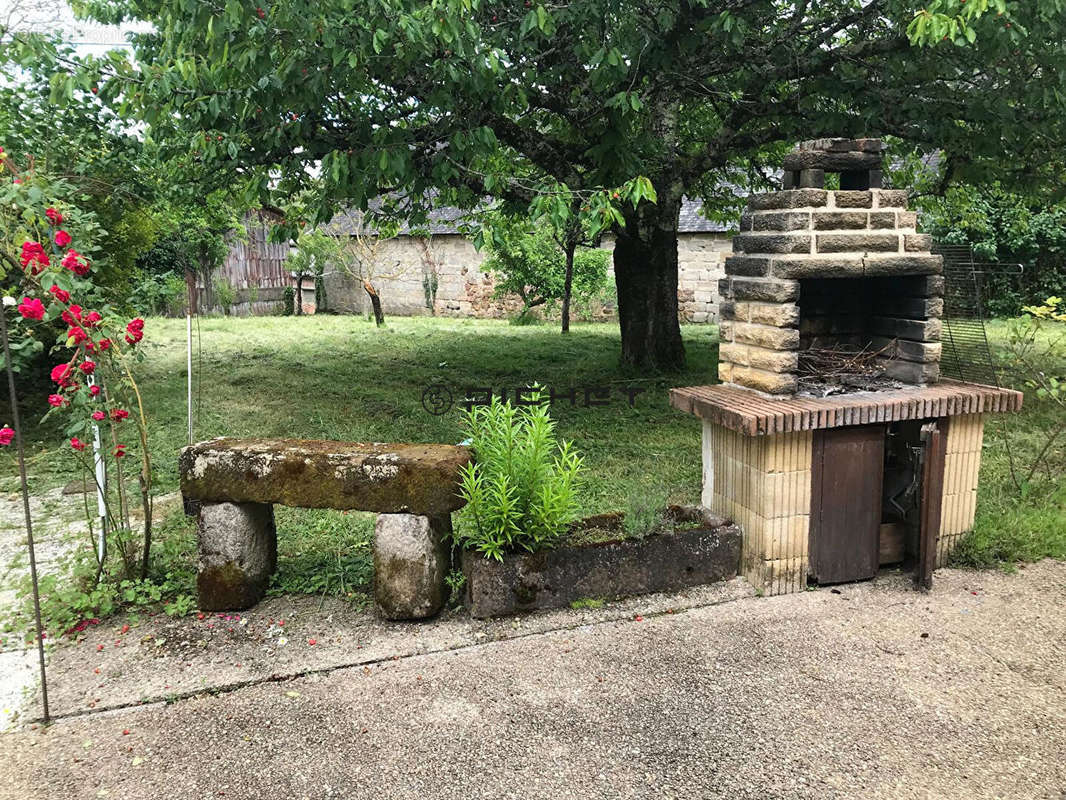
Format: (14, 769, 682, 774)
(186, 313, 193, 445)
(89, 375, 107, 563)
(0, 302, 50, 723)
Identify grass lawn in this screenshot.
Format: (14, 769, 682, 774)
(2, 313, 1063, 622)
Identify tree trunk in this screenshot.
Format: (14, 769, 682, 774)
(185, 268, 198, 316)
(363, 280, 385, 326)
(561, 242, 575, 334)
(612, 192, 685, 370)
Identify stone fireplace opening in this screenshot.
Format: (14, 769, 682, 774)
(796, 276, 943, 395)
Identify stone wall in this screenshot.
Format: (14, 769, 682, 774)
(317, 232, 731, 323)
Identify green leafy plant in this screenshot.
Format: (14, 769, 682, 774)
(456, 391, 583, 560)
(1000, 296, 1066, 492)
(282, 286, 295, 316)
(212, 276, 237, 315)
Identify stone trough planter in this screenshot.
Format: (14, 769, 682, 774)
(462, 509, 742, 619)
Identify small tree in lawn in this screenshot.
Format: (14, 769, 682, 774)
(286, 228, 337, 316)
(334, 214, 406, 327)
(481, 214, 609, 326)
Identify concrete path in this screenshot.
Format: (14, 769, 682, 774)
(1, 561, 1063, 800)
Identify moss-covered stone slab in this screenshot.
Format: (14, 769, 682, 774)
(462, 524, 742, 619)
(180, 438, 471, 515)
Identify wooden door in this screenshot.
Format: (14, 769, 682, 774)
(809, 425, 886, 584)
(916, 420, 947, 591)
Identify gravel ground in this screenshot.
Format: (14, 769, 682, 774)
(1, 560, 1063, 800)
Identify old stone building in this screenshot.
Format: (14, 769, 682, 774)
(210, 200, 733, 322)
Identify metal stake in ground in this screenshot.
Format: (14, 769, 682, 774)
(0, 298, 50, 723)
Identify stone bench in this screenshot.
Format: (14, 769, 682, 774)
(179, 438, 471, 619)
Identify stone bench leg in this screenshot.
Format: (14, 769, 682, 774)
(374, 513, 450, 620)
(196, 501, 277, 611)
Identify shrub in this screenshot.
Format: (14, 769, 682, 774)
(128, 270, 187, 316)
(282, 286, 295, 315)
(456, 392, 583, 560)
(213, 276, 237, 315)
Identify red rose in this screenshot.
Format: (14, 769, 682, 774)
(78, 360, 95, 375)
(20, 242, 49, 274)
(46, 207, 63, 225)
(17, 297, 45, 320)
(97, 338, 112, 351)
(49, 285, 70, 303)
(84, 311, 102, 327)
(114, 444, 127, 458)
(54, 230, 72, 247)
(110, 408, 129, 421)
(0, 427, 14, 446)
(61, 305, 82, 325)
(50, 364, 73, 385)
(89, 385, 101, 397)
(91, 411, 106, 421)
(125, 319, 145, 345)
(61, 250, 90, 277)
(70, 437, 87, 451)
(67, 326, 88, 344)
(47, 394, 66, 408)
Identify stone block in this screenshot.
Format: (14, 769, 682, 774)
(738, 301, 800, 328)
(718, 301, 736, 321)
(880, 359, 940, 384)
(867, 211, 897, 229)
(747, 189, 829, 211)
(732, 322, 800, 351)
(798, 169, 824, 189)
(729, 365, 799, 395)
(733, 233, 811, 255)
(875, 189, 909, 208)
(180, 438, 471, 515)
(718, 343, 750, 366)
(816, 233, 901, 253)
(799, 137, 883, 153)
(870, 316, 942, 341)
(833, 191, 873, 208)
(751, 211, 811, 232)
(813, 211, 868, 230)
(904, 233, 934, 252)
(717, 362, 735, 383)
(724, 255, 772, 277)
(862, 255, 943, 276)
(196, 501, 277, 611)
(770, 256, 863, 279)
(876, 296, 944, 318)
(374, 513, 451, 620)
(782, 150, 882, 172)
(909, 275, 945, 297)
(739, 213, 753, 232)
(718, 277, 734, 299)
(897, 211, 918, 229)
(747, 347, 800, 374)
(871, 337, 942, 363)
(731, 277, 801, 303)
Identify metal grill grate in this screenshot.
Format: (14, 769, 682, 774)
(933, 244, 1022, 387)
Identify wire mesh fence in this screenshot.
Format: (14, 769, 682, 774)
(933, 243, 1023, 387)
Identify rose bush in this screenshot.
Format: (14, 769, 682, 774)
(1, 149, 156, 586)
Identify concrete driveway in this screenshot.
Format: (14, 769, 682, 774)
(1, 561, 1063, 800)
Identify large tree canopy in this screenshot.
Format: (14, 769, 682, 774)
(45, 0, 1066, 367)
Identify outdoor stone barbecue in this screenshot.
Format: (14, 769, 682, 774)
(673, 139, 1023, 596)
(179, 438, 470, 618)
